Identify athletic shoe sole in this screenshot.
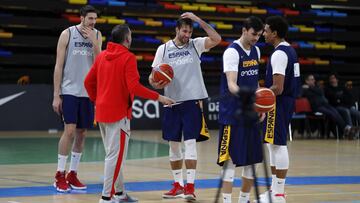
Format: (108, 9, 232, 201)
(53, 182, 70, 192)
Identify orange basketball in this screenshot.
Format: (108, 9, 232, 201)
(152, 63, 174, 83)
(255, 88, 275, 113)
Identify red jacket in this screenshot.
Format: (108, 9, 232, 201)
(84, 42, 159, 123)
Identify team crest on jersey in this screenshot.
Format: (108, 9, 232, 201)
(168, 50, 191, 59)
(242, 59, 258, 68)
(74, 42, 93, 48)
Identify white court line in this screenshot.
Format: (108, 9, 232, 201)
(8, 201, 21, 203)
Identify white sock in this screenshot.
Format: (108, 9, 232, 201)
(172, 169, 184, 186)
(275, 178, 285, 194)
(69, 152, 82, 172)
(271, 174, 277, 191)
(222, 193, 232, 203)
(238, 192, 250, 203)
(57, 154, 68, 172)
(186, 169, 196, 184)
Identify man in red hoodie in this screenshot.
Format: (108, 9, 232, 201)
(84, 24, 175, 203)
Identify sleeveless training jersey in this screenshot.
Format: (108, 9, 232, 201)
(265, 44, 300, 98)
(219, 43, 260, 125)
(263, 43, 300, 145)
(61, 26, 98, 97)
(160, 39, 208, 102)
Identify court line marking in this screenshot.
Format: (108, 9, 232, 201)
(0, 176, 359, 198)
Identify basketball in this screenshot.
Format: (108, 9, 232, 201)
(152, 63, 174, 83)
(255, 88, 275, 113)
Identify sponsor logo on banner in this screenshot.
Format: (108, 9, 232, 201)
(207, 101, 219, 121)
(132, 99, 160, 119)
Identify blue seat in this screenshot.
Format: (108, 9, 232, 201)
(266, 8, 283, 15)
(89, 0, 108, 5)
(289, 26, 299, 32)
(332, 11, 347, 17)
(124, 18, 144, 26)
(193, 22, 200, 28)
(163, 20, 176, 27)
(311, 9, 332, 17)
(0, 50, 12, 57)
(143, 37, 161, 44)
(315, 26, 331, 33)
(108, 1, 126, 6)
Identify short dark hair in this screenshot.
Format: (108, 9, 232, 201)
(266, 16, 288, 38)
(243, 16, 263, 32)
(111, 24, 130, 44)
(329, 72, 338, 79)
(176, 18, 193, 29)
(80, 5, 98, 17)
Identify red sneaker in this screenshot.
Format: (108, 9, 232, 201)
(66, 171, 87, 190)
(162, 182, 184, 199)
(54, 171, 70, 192)
(184, 183, 196, 201)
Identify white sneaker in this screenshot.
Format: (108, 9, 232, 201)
(113, 193, 138, 202)
(259, 190, 272, 199)
(254, 193, 285, 203)
(99, 199, 115, 203)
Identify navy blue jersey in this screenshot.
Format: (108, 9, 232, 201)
(263, 44, 300, 145)
(265, 44, 300, 98)
(219, 43, 260, 125)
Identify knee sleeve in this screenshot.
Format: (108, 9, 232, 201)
(169, 141, 183, 161)
(184, 139, 197, 160)
(221, 161, 235, 182)
(242, 165, 255, 179)
(271, 145, 289, 170)
(267, 144, 276, 166)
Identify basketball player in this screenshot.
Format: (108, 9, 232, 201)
(149, 12, 221, 200)
(217, 16, 265, 203)
(52, 5, 102, 192)
(257, 16, 301, 203)
(84, 24, 175, 203)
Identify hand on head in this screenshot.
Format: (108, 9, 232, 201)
(180, 12, 200, 22)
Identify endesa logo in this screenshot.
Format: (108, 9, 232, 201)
(132, 99, 160, 119)
(240, 69, 258, 77)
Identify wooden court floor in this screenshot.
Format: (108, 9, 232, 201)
(0, 130, 359, 203)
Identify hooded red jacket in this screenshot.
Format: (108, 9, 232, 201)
(84, 42, 159, 123)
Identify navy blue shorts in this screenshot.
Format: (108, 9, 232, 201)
(217, 123, 263, 167)
(162, 100, 209, 142)
(263, 96, 295, 145)
(61, 95, 94, 129)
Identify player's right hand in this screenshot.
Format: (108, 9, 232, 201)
(149, 73, 169, 89)
(52, 96, 63, 115)
(158, 95, 175, 106)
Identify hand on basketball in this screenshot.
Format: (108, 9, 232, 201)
(258, 113, 266, 122)
(52, 96, 63, 115)
(149, 73, 169, 89)
(158, 95, 175, 106)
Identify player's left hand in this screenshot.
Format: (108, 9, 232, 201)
(82, 26, 97, 45)
(258, 113, 266, 122)
(180, 12, 200, 22)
